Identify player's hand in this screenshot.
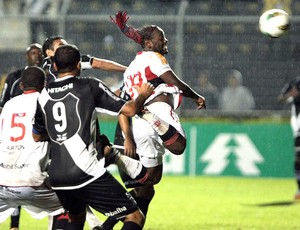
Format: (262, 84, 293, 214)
(110, 11, 129, 31)
(124, 136, 136, 158)
(196, 96, 206, 110)
(135, 83, 155, 99)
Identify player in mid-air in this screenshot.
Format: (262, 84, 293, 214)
(278, 77, 300, 200)
(100, 11, 206, 229)
(111, 11, 206, 155)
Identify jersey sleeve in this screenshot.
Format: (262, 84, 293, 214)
(32, 100, 47, 135)
(149, 52, 171, 77)
(81, 54, 93, 70)
(0, 71, 20, 107)
(90, 78, 126, 115)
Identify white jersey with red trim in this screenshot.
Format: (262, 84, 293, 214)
(0, 92, 48, 186)
(124, 51, 171, 98)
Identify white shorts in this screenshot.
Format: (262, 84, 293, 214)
(0, 185, 64, 223)
(145, 101, 186, 138)
(132, 116, 165, 168)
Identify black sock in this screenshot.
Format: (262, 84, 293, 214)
(66, 222, 84, 230)
(52, 213, 69, 230)
(10, 206, 21, 228)
(159, 125, 178, 143)
(101, 217, 119, 230)
(134, 196, 151, 217)
(121, 221, 142, 230)
(295, 161, 300, 189)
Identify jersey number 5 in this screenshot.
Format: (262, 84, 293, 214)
(10, 113, 26, 142)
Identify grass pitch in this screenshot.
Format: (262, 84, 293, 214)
(1, 176, 298, 230)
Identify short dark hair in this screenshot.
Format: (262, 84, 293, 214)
(140, 25, 159, 48)
(53, 44, 80, 73)
(42, 35, 64, 57)
(21, 66, 45, 91)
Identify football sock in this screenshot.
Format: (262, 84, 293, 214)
(295, 161, 300, 190)
(65, 222, 84, 230)
(52, 213, 69, 230)
(101, 217, 119, 230)
(141, 111, 169, 135)
(115, 152, 148, 181)
(86, 206, 103, 229)
(121, 221, 142, 230)
(10, 206, 20, 228)
(141, 111, 179, 144)
(129, 190, 154, 217)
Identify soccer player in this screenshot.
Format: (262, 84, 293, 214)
(112, 11, 206, 155)
(0, 66, 68, 230)
(32, 44, 154, 230)
(0, 43, 43, 230)
(278, 77, 300, 200)
(41, 35, 151, 229)
(41, 35, 127, 82)
(0, 43, 43, 108)
(101, 12, 206, 229)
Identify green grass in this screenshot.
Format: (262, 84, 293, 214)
(1, 176, 299, 230)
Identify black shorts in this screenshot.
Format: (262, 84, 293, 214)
(54, 171, 138, 220)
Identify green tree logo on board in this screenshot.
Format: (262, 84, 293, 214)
(201, 133, 264, 176)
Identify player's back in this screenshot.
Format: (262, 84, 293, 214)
(0, 92, 48, 186)
(38, 76, 121, 189)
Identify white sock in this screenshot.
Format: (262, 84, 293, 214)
(115, 153, 143, 179)
(86, 206, 103, 228)
(142, 111, 169, 135)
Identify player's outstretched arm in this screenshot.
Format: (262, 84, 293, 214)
(92, 57, 127, 72)
(110, 11, 142, 45)
(121, 83, 154, 117)
(160, 70, 206, 109)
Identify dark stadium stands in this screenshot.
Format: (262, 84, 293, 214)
(0, 0, 298, 113)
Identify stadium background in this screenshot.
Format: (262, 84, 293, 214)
(0, 0, 299, 178)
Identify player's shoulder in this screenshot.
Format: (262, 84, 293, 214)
(146, 51, 168, 65)
(6, 68, 23, 79)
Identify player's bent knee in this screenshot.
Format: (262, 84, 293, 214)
(124, 209, 145, 227)
(147, 165, 162, 185)
(164, 136, 186, 155)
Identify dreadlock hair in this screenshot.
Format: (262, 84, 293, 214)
(139, 25, 159, 48)
(21, 66, 45, 91)
(53, 44, 80, 74)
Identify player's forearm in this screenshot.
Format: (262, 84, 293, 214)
(118, 114, 133, 139)
(92, 58, 127, 72)
(122, 95, 146, 117)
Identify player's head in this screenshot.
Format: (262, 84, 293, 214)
(140, 25, 168, 55)
(20, 66, 46, 92)
(53, 44, 81, 75)
(25, 43, 43, 67)
(42, 35, 68, 58)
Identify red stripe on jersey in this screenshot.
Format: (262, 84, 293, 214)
(145, 66, 158, 81)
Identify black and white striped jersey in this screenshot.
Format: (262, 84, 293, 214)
(33, 75, 126, 190)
